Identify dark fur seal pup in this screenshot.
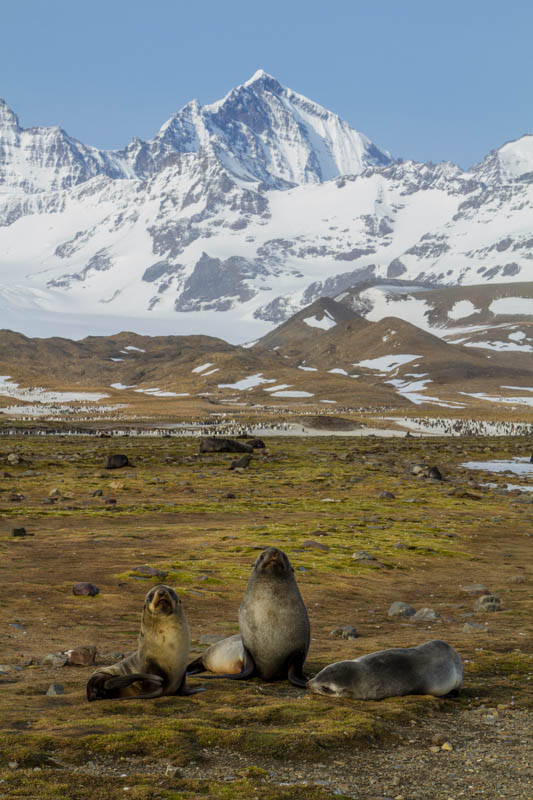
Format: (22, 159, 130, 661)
(188, 547, 310, 687)
(307, 640, 462, 700)
(87, 585, 200, 701)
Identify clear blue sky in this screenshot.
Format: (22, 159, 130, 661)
(2, 0, 532, 168)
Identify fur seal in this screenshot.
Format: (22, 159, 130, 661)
(187, 634, 245, 676)
(187, 547, 310, 687)
(308, 640, 462, 700)
(87, 585, 200, 701)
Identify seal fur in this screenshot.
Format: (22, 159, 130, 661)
(307, 640, 462, 700)
(187, 547, 310, 687)
(187, 634, 245, 676)
(87, 584, 199, 701)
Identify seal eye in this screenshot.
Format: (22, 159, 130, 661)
(320, 685, 333, 694)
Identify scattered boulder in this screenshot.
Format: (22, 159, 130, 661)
(474, 594, 501, 612)
(105, 454, 129, 470)
(352, 550, 375, 562)
(12, 527, 32, 538)
(229, 454, 252, 470)
(72, 582, 99, 597)
(388, 601, 416, 618)
(42, 652, 68, 668)
(463, 621, 488, 633)
(65, 646, 97, 666)
(331, 625, 359, 639)
(199, 437, 253, 454)
(130, 565, 168, 579)
(46, 683, 65, 696)
(378, 491, 395, 499)
(411, 607, 441, 622)
(302, 540, 330, 552)
(6, 453, 22, 465)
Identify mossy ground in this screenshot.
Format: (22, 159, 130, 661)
(1, 431, 532, 798)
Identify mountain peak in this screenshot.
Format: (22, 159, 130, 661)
(243, 69, 277, 86)
(0, 98, 20, 131)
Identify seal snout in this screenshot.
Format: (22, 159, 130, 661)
(148, 585, 177, 614)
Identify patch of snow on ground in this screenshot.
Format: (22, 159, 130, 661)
(354, 354, 422, 372)
(501, 385, 533, 392)
(111, 383, 137, 390)
(298, 365, 318, 371)
(201, 368, 219, 376)
(110, 358, 124, 362)
(192, 362, 214, 374)
(328, 368, 348, 375)
(124, 345, 146, 352)
(321, 400, 337, 403)
(448, 300, 479, 320)
(460, 392, 533, 407)
(264, 384, 292, 392)
(508, 331, 526, 341)
(303, 311, 336, 330)
(242, 340, 258, 349)
(0, 375, 109, 403)
(218, 373, 277, 391)
(386, 377, 465, 408)
(271, 390, 314, 398)
(464, 340, 533, 353)
(489, 297, 533, 316)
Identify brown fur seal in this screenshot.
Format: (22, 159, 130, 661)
(307, 640, 462, 700)
(187, 547, 310, 687)
(87, 585, 200, 701)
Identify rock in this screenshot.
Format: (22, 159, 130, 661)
(65, 646, 97, 666)
(12, 527, 32, 537)
(8, 761, 19, 769)
(199, 437, 253, 454)
(131, 565, 168, 579)
(474, 594, 501, 612)
(72, 582, 99, 597)
(508, 574, 526, 584)
(21, 470, 36, 477)
(7, 453, 22, 465)
(461, 583, 490, 596)
(388, 601, 416, 618)
(109, 481, 124, 489)
(104, 498, 117, 505)
(223, 491, 236, 499)
(46, 683, 65, 696)
(42, 652, 68, 668)
(303, 540, 330, 552)
(331, 625, 359, 639)
(428, 466, 443, 480)
(8, 493, 24, 501)
(105, 454, 129, 470)
(229, 453, 252, 470)
(463, 621, 487, 633)
(352, 550, 376, 562)
(410, 464, 425, 475)
(411, 607, 441, 621)
(379, 491, 395, 499)
(48, 487, 62, 498)
(441, 741, 453, 751)
(92, 489, 103, 497)
(165, 765, 182, 778)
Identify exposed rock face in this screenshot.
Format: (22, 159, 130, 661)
(1, 76, 533, 340)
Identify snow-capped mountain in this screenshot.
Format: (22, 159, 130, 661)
(0, 71, 532, 342)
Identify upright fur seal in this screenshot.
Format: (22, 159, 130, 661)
(308, 640, 462, 700)
(187, 547, 310, 687)
(87, 585, 199, 701)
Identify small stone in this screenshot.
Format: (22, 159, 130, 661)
(462, 583, 490, 596)
(131, 565, 167, 579)
(353, 550, 376, 562)
(72, 582, 99, 597)
(429, 745, 440, 754)
(388, 601, 416, 618)
(463, 621, 488, 633)
(379, 491, 396, 499)
(8, 493, 24, 501)
(224, 492, 236, 499)
(441, 741, 453, 751)
(42, 652, 68, 668)
(92, 489, 104, 497)
(8, 761, 19, 769)
(165, 765, 182, 778)
(474, 594, 501, 612)
(46, 683, 65, 696)
(12, 527, 32, 537)
(104, 498, 117, 505)
(431, 733, 447, 746)
(411, 607, 441, 621)
(331, 625, 359, 639)
(7, 453, 21, 464)
(65, 646, 97, 666)
(49, 487, 62, 498)
(303, 540, 330, 552)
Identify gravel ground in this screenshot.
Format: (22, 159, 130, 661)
(52, 704, 532, 799)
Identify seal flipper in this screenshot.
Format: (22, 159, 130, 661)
(186, 656, 206, 675)
(175, 672, 206, 696)
(195, 646, 255, 680)
(287, 652, 308, 688)
(87, 671, 164, 701)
